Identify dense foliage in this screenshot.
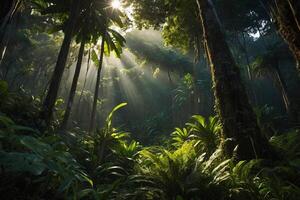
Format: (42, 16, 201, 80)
(1, 102, 300, 199)
(1, 0, 300, 199)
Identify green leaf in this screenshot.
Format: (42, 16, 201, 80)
(91, 50, 99, 66)
(10, 125, 38, 133)
(0, 152, 46, 175)
(78, 189, 96, 199)
(0, 80, 8, 96)
(20, 136, 51, 155)
(0, 115, 14, 127)
(106, 103, 127, 128)
(58, 176, 75, 192)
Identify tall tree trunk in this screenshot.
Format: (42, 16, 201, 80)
(89, 35, 105, 133)
(0, 0, 18, 41)
(41, 0, 81, 125)
(236, 32, 258, 106)
(269, 0, 300, 73)
(0, 21, 14, 70)
(75, 49, 91, 124)
(240, 32, 253, 80)
(61, 39, 86, 130)
(273, 63, 299, 123)
(286, 0, 300, 31)
(0, 0, 21, 64)
(77, 48, 91, 113)
(196, 0, 273, 160)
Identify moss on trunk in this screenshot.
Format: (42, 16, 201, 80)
(196, 0, 273, 160)
(271, 0, 300, 73)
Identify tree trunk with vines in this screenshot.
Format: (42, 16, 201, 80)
(269, 0, 300, 73)
(196, 0, 273, 160)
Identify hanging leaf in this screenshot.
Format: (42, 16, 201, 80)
(91, 49, 99, 66)
(106, 103, 127, 129)
(104, 40, 111, 57)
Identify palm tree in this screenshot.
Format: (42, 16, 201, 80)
(89, 27, 126, 133)
(60, 38, 85, 130)
(38, 0, 126, 128)
(80, 1, 126, 134)
(195, 0, 273, 160)
(61, 0, 102, 130)
(39, 0, 81, 125)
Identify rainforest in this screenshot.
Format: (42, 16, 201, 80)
(0, 0, 300, 199)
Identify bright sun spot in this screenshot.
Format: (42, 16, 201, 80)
(111, 0, 121, 9)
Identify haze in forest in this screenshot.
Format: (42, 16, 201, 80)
(0, 0, 300, 199)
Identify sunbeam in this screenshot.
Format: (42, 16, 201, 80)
(111, 0, 121, 9)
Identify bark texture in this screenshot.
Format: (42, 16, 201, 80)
(196, 0, 273, 160)
(270, 0, 300, 73)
